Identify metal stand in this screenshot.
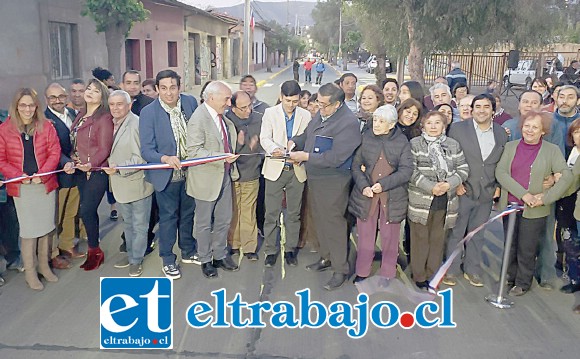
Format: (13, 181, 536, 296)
(500, 69, 519, 99)
(485, 209, 517, 309)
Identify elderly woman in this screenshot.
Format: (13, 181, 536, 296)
(65, 79, 113, 271)
(496, 110, 572, 296)
(0, 88, 61, 290)
(408, 111, 469, 290)
(349, 105, 414, 282)
(396, 98, 423, 140)
(451, 83, 469, 107)
(356, 85, 384, 133)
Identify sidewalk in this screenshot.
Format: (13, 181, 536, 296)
(186, 65, 292, 98)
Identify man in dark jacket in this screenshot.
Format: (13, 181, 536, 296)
(121, 70, 155, 116)
(290, 83, 362, 290)
(445, 94, 508, 287)
(225, 91, 263, 260)
(44, 83, 83, 269)
(445, 61, 467, 92)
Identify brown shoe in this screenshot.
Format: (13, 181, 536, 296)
(51, 255, 72, 269)
(574, 304, 580, 315)
(60, 247, 86, 259)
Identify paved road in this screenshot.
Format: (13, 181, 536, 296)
(1, 65, 579, 359)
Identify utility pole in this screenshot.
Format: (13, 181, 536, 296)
(243, 0, 251, 74)
(338, 2, 342, 69)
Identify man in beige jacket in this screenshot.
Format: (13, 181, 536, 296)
(260, 80, 311, 268)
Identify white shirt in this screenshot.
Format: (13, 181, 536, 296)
(473, 120, 495, 161)
(48, 106, 74, 129)
(204, 103, 230, 145)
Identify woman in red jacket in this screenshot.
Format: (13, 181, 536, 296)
(0, 88, 61, 290)
(65, 79, 113, 270)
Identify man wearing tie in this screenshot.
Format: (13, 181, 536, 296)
(187, 81, 240, 279)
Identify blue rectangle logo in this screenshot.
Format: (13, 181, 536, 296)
(100, 277, 173, 349)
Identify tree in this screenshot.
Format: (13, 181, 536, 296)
(352, 0, 557, 85)
(263, 20, 305, 71)
(82, 0, 149, 80)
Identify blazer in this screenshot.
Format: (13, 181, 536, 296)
(260, 104, 311, 182)
(107, 112, 154, 204)
(44, 107, 77, 188)
(186, 104, 239, 202)
(139, 94, 198, 192)
(448, 119, 508, 202)
(496, 139, 572, 219)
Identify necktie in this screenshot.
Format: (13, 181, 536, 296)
(218, 114, 231, 173)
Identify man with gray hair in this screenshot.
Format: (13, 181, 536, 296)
(104, 90, 153, 277)
(187, 81, 240, 279)
(446, 61, 467, 92)
(430, 83, 460, 122)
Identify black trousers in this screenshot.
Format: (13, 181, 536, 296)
(308, 175, 351, 275)
(0, 197, 20, 263)
(77, 171, 108, 249)
(503, 213, 547, 291)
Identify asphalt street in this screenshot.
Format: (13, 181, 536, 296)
(0, 64, 579, 359)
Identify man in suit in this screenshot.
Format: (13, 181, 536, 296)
(226, 90, 263, 261)
(44, 83, 84, 269)
(67, 78, 86, 113)
(289, 83, 362, 290)
(140, 70, 198, 280)
(260, 80, 311, 268)
(186, 81, 240, 279)
(105, 90, 154, 277)
(444, 93, 508, 287)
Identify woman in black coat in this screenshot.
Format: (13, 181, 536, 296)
(349, 105, 414, 283)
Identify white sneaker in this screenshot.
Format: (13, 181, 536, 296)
(181, 254, 201, 265)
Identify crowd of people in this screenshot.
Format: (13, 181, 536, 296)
(0, 62, 579, 315)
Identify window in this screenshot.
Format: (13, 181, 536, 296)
(168, 41, 178, 67)
(49, 22, 74, 80)
(125, 39, 141, 70)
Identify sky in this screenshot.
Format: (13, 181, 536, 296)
(180, 0, 318, 10)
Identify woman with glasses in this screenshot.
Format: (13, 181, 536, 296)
(64, 79, 113, 271)
(0, 88, 61, 290)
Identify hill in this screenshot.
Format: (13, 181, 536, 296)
(211, 1, 315, 27)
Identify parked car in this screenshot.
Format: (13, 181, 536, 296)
(366, 55, 392, 73)
(503, 59, 563, 89)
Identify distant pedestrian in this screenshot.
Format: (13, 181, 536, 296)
(293, 59, 300, 82)
(315, 59, 326, 85)
(445, 61, 467, 92)
(304, 59, 315, 84)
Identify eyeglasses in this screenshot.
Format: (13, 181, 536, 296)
(47, 95, 68, 101)
(18, 104, 36, 110)
(315, 100, 335, 109)
(236, 105, 252, 112)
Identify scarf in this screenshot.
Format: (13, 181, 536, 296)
(422, 132, 449, 181)
(568, 146, 579, 167)
(160, 98, 187, 160)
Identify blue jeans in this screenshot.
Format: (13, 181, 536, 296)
(155, 180, 196, 266)
(118, 195, 153, 264)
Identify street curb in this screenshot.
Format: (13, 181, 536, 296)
(256, 65, 292, 87)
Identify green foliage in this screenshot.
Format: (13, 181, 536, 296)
(82, 0, 149, 35)
(263, 20, 305, 54)
(342, 30, 362, 54)
(311, 0, 358, 55)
